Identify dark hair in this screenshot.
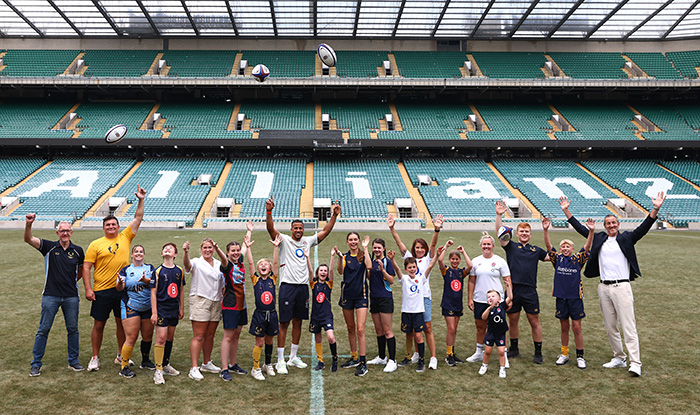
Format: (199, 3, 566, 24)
(162, 242, 178, 254)
(131, 244, 145, 254)
(346, 231, 360, 240)
(291, 219, 304, 227)
(346, 232, 363, 262)
(411, 238, 429, 258)
(226, 241, 243, 264)
(315, 263, 329, 282)
(448, 250, 461, 259)
(371, 238, 386, 260)
(404, 257, 417, 267)
(604, 214, 619, 223)
(102, 215, 119, 226)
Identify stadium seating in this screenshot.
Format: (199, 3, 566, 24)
(240, 51, 315, 78)
(159, 101, 239, 139)
(625, 53, 683, 79)
(392, 51, 465, 78)
(82, 50, 157, 77)
(74, 101, 163, 139)
(242, 101, 315, 130)
(548, 52, 626, 79)
(468, 102, 552, 140)
(390, 102, 469, 140)
(335, 51, 388, 78)
(470, 52, 546, 79)
(659, 160, 700, 187)
(634, 104, 699, 140)
(163, 50, 237, 77)
(673, 103, 700, 130)
(665, 50, 700, 79)
(554, 103, 639, 140)
(0, 157, 46, 193)
(323, 101, 387, 140)
(0, 49, 78, 77)
(0, 100, 75, 139)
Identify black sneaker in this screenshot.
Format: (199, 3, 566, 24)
(331, 357, 338, 372)
(453, 354, 464, 364)
(220, 369, 233, 381)
(397, 357, 412, 367)
(314, 362, 325, 371)
(228, 363, 248, 375)
(445, 355, 457, 367)
(68, 362, 84, 371)
(507, 348, 521, 358)
(416, 359, 425, 373)
(29, 366, 41, 377)
(139, 360, 156, 370)
(119, 366, 136, 378)
(533, 354, 544, 364)
(354, 363, 368, 377)
(341, 358, 360, 368)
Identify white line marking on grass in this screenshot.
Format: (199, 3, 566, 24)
(310, 243, 325, 415)
(649, 233, 700, 239)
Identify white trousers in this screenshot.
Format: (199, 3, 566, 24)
(598, 282, 640, 365)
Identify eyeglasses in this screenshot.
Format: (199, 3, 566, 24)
(57, 230, 72, 233)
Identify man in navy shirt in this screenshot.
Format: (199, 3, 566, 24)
(25, 213, 85, 377)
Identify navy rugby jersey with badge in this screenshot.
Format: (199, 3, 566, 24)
(311, 280, 333, 320)
(341, 253, 368, 300)
(440, 267, 469, 312)
(252, 272, 277, 311)
(368, 257, 394, 298)
(221, 259, 246, 311)
(39, 239, 84, 297)
(150, 265, 185, 316)
(549, 248, 589, 299)
(488, 302, 509, 335)
(118, 263, 156, 311)
(502, 241, 547, 287)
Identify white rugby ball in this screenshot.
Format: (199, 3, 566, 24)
(252, 64, 270, 82)
(497, 226, 513, 242)
(105, 124, 127, 144)
(317, 43, 337, 67)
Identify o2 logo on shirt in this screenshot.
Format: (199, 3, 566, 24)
(167, 283, 178, 298)
(316, 292, 326, 303)
(451, 280, 462, 292)
(261, 291, 273, 305)
(410, 284, 419, 293)
(492, 312, 503, 323)
(295, 248, 305, 258)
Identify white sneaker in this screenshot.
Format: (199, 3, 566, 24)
(499, 367, 506, 378)
(602, 357, 627, 368)
(153, 369, 165, 385)
(87, 356, 100, 372)
(162, 364, 180, 376)
(628, 362, 641, 377)
(556, 354, 570, 365)
(251, 368, 265, 381)
(478, 363, 488, 375)
(275, 361, 288, 375)
(410, 352, 420, 364)
(188, 366, 204, 380)
(115, 355, 134, 366)
(262, 364, 275, 377)
(383, 359, 398, 373)
(577, 357, 587, 370)
(466, 351, 484, 363)
(200, 360, 221, 373)
(287, 356, 308, 369)
(428, 356, 438, 370)
(367, 356, 388, 365)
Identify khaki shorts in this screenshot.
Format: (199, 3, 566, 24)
(189, 295, 222, 322)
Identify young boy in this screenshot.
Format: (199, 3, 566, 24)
(246, 234, 281, 381)
(307, 247, 340, 372)
(150, 243, 185, 385)
(479, 290, 509, 378)
(543, 217, 595, 369)
(438, 240, 472, 367)
(388, 247, 442, 373)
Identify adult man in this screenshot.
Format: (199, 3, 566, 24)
(495, 200, 548, 364)
(560, 192, 666, 377)
(266, 194, 340, 374)
(83, 185, 146, 371)
(25, 214, 85, 377)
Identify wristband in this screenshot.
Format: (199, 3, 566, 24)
(266, 210, 272, 214)
(434, 229, 440, 233)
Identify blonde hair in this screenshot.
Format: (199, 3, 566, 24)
(480, 231, 495, 246)
(559, 239, 575, 248)
(257, 258, 271, 269)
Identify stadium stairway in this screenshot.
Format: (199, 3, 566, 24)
(62, 52, 85, 76)
(575, 162, 647, 214)
(397, 162, 433, 229)
(387, 54, 401, 77)
(301, 162, 314, 218)
(486, 162, 540, 217)
(464, 55, 484, 77)
(388, 103, 403, 131)
(193, 161, 232, 229)
(140, 103, 162, 130)
(0, 160, 51, 198)
(468, 103, 491, 132)
(53, 101, 82, 130)
(544, 55, 566, 77)
(146, 53, 166, 76)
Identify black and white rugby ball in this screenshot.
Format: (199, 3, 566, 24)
(317, 43, 337, 67)
(105, 124, 127, 144)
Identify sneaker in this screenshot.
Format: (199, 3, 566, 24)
(445, 355, 456, 367)
(153, 369, 165, 385)
(262, 364, 276, 377)
(287, 356, 308, 369)
(29, 366, 41, 377)
(229, 363, 247, 375)
(383, 359, 398, 373)
(87, 356, 100, 372)
(533, 354, 544, 364)
(555, 354, 570, 366)
(478, 364, 488, 375)
(397, 357, 412, 367)
(602, 357, 627, 368)
(331, 357, 338, 373)
(453, 354, 464, 364)
(429, 356, 438, 370)
(162, 364, 180, 376)
(367, 356, 388, 365)
(314, 361, 325, 371)
(354, 363, 368, 377)
(628, 362, 642, 377)
(275, 361, 288, 375)
(188, 366, 204, 381)
(415, 359, 425, 373)
(410, 352, 420, 364)
(577, 357, 587, 370)
(200, 360, 221, 373)
(499, 367, 507, 378)
(220, 369, 233, 381)
(119, 366, 136, 378)
(341, 358, 360, 368)
(68, 362, 84, 372)
(251, 368, 265, 381)
(139, 360, 156, 370)
(115, 355, 134, 366)
(507, 348, 521, 358)
(466, 351, 483, 363)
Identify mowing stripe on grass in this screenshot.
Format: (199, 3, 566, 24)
(309, 243, 325, 415)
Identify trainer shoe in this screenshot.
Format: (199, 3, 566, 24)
(453, 354, 464, 364)
(229, 363, 247, 375)
(275, 361, 288, 375)
(499, 367, 507, 378)
(68, 362, 84, 372)
(331, 357, 338, 373)
(153, 369, 165, 385)
(429, 356, 438, 370)
(410, 352, 420, 364)
(115, 355, 134, 366)
(415, 359, 425, 373)
(628, 362, 642, 377)
(507, 348, 521, 358)
(314, 361, 325, 371)
(577, 357, 587, 370)
(466, 351, 483, 363)
(262, 364, 276, 377)
(188, 366, 204, 381)
(341, 358, 360, 368)
(29, 366, 41, 377)
(383, 359, 398, 373)
(354, 362, 368, 377)
(162, 364, 180, 376)
(367, 356, 388, 365)
(533, 354, 544, 364)
(200, 360, 221, 373)
(397, 357, 412, 367)
(87, 356, 100, 372)
(139, 360, 156, 370)
(119, 366, 136, 378)
(251, 368, 265, 381)
(478, 364, 488, 375)
(602, 357, 627, 368)
(220, 369, 232, 381)
(445, 355, 456, 367)
(555, 354, 570, 366)
(287, 356, 308, 369)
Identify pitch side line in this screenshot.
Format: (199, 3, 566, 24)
(309, 243, 325, 415)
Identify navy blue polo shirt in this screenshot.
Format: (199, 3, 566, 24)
(501, 241, 547, 288)
(39, 239, 85, 297)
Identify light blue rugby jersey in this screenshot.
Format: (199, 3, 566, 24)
(118, 263, 156, 311)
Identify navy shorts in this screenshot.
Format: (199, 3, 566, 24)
(484, 330, 507, 347)
(278, 283, 309, 322)
(156, 316, 179, 328)
(442, 307, 463, 317)
(555, 298, 585, 320)
(400, 312, 425, 334)
(249, 309, 280, 337)
(473, 301, 489, 320)
(339, 296, 368, 310)
(121, 301, 152, 320)
(91, 287, 122, 321)
(508, 284, 540, 315)
(222, 308, 248, 330)
(370, 297, 394, 314)
(309, 317, 334, 334)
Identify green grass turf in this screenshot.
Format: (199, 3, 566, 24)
(1, 227, 698, 415)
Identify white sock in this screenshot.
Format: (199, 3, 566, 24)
(277, 347, 285, 362)
(476, 343, 484, 353)
(290, 343, 299, 360)
(482, 363, 488, 368)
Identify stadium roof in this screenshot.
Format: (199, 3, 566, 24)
(0, 0, 698, 41)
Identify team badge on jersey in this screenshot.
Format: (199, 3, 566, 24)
(168, 283, 178, 298)
(316, 292, 325, 303)
(261, 291, 273, 305)
(451, 280, 462, 292)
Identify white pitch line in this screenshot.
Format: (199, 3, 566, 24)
(309, 243, 325, 415)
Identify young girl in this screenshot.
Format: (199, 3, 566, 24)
(479, 290, 509, 378)
(307, 247, 339, 372)
(366, 238, 397, 373)
(438, 240, 472, 367)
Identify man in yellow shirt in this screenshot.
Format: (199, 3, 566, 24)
(83, 185, 146, 372)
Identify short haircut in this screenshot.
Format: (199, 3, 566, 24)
(486, 289, 501, 299)
(517, 222, 531, 231)
(559, 239, 574, 248)
(102, 215, 119, 226)
(291, 219, 304, 227)
(56, 221, 72, 231)
(604, 214, 619, 223)
(162, 242, 178, 254)
(404, 257, 417, 268)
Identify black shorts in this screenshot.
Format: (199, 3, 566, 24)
(122, 302, 152, 320)
(222, 308, 248, 330)
(91, 287, 122, 321)
(278, 283, 309, 322)
(400, 312, 425, 334)
(370, 297, 394, 314)
(339, 296, 368, 310)
(508, 284, 540, 315)
(473, 301, 490, 320)
(555, 298, 585, 321)
(249, 309, 280, 337)
(156, 316, 179, 328)
(309, 317, 334, 334)
(442, 308, 463, 317)
(484, 330, 507, 347)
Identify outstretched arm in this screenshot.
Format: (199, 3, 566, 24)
(495, 201, 509, 247)
(329, 247, 338, 282)
(428, 214, 443, 258)
(584, 219, 595, 253)
(245, 235, 255, 272)
(649, 191, 665, 220)
(424, 246, 444, 277)
(270, 235, 281, 275)
(387, 250, 403, 281)
(317, 201, 341, 242)
(23, 213, 41, 250)
(542, 217, 553, 252)
(241, 219, 253, 257)
(182, 240, 192, 273)
(560, 196, 588, 238)
(265, 196, 280, 240)
(438, 240, 453, 271)
(129, 185, 147, 234)
(387, 214, 408, 256)
(214, 240, 228, 268)
(362, 235, 372, 269)
(457, 245, 473, 274)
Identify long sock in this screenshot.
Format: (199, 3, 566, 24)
(329, 342, 337, 358)
(265, 344, 273, 365)
(417, 342, 425, 358)
(154, 345, 165, 371)
(510, 338, 519, 351)
(253, 346, 262, 370)
(277, 347, 285, 362)
(315, 343, 324, 363)
(164, 340, 173, 366)
(576, 349, 584, 359)
(535, 341, 543, 356)
(359, 355, 366, 363)
(140, 340, 152, 362)
(561, 345, 570, 357)
(121, 345, 133, 370)
(351, 351, 358, 361)
(387, 336, 396, 361)
(377, 335, 387, 359)
(290, 343, 299, 360)
(476, 343, 485, 353)
(405, 340, 413, 359)
(446, 345, 454, 357)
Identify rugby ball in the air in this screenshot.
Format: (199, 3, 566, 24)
(105, 124, 127, 144)
(317, 43, 337, 67)
(252, 64, 270, 82)
(497, 226, 513, 242)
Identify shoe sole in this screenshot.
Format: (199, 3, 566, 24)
(119, 372, 135, 378)
(29, 373, 40, 377)
(556, 361, 569, 366)
(200, 368, 220, 373)
(355, 371, 368, 377)
(154, 380, 165, 385)
(220, 377, 232, 381)
(163, 371, 180, 376)
(68, 366, 84, 372)
(188, 374, 204, 380)
(87, 367, 99, 372)
(139, 365, 156, 370)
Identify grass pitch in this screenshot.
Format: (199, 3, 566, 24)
(1, 227, 698, 415)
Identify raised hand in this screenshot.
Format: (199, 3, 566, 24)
(457, 245, 466, 254)
(270, 234, 281, 247)
(135, 185, 147, 200)
(495, 200, 507, 215)
(387, 214, 395, 228)
(586, 218, 595, 230)
(444, 240, 454, 249)
(182, 240, 190, 253)
(542, 216, 551, 230)
(246, 219, 254, 232)
(387, 249, 395, 260)
(362, 235, 370, 249)
(376, 259, 385, 272)
(559, 196, 570, 211)
(433, 214, 444, 230)
(244, 234, 255, 248)
(331, 200, 341, 216)
(25, 213, 36, 224)
(436, 246, 446, 257)
(266, 195, 275, 212)
(652, 191, 666, 210)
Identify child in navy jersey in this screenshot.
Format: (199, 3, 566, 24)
(479, 290, 509, 378)
(308, 247, 340, 372)
(438, 240, 472, 367)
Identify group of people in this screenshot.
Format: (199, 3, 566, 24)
(25, 186, 666, 381)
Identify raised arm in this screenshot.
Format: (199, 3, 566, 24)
(265, 195, 280, 240)
(182, 240, 192, 273)
(336, 246, 345, 275)
(429, 214, 443, 258)
(245, 235, 255, 272)
(241, 219, 253, 257)
(387, 214, 408, 255)
(377, 256, 394, 285)
(495, 201, 509, 247)
(128, 185, 147, 234)
(328, 247, 338, 282)
(438, 240, 453, 271)
(424, 246, 444, 278)
(387, 250, 403, 280)
(502, 275, 513, 309)
(317, 201, 341, 242)
(270, 235, 281, 275)
(457, 245, 473, 274)
(361, 235, 372, 269)
(542, 217, 553, 252)
(214, 240, 228, 268)
(560, 196, 588, 238)
(23, 213, 41, 250)
(649, 191, 665, 220)
(584, 219, 595, 253)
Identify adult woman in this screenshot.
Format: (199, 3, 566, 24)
(467, 232, 513, 364)
(365, 238, 398, 373)
(183, 238, 224, 380)
(387, 214, 442, 370)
